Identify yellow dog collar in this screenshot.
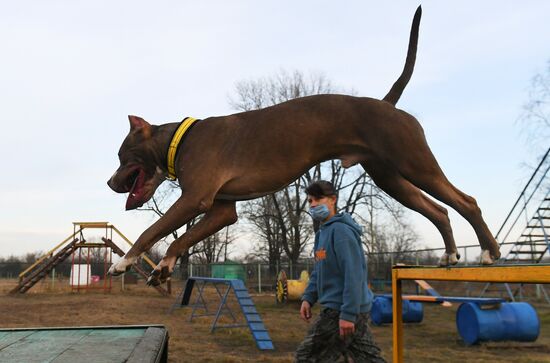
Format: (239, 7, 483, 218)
(167, 117, 199, 180)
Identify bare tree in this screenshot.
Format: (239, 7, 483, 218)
(516, 60, 550, 211)
(23, 251, 42, 264)
(241, 196, 285, 274)
(190, 229, 235, 264)
(518, 60, 549, 152)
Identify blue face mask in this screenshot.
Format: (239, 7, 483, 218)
(310, 204, 330, 222)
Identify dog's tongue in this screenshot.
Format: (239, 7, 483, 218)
(126, 169, 146, 210)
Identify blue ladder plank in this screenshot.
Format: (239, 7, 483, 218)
(253, 331, 271, 341)
(235, 290, 250, 298)
(245, 314, 263, 323)
(257, 341, 274, 350)
(230, 280, 246, 290)
(242, 306, 257, 314)
(238, 298, 254, 306)
(249, 323, 266, 331)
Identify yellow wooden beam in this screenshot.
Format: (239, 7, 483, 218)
(75, 243, 109, 248)
(392, 268, 404, 363)
(394, 265, 550, 284)
(73, 222, 110, 228)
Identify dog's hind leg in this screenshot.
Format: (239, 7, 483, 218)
(147, 199, 238, 286)
(361, 161, 460, 266)
(403, 170, 500, 264)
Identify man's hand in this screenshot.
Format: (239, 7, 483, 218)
(339, 319, 355, 338)
(300, 301, 312, 322)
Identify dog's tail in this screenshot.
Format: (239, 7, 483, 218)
(383, 5, 422, 106)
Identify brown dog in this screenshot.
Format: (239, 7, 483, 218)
(107, 6, 500, 286)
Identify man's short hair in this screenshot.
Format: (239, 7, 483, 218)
(305, 180, 337, 198)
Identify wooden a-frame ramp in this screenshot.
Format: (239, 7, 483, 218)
(9, 222, 168, 296)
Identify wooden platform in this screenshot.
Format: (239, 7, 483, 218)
(0, 325, 168, 363)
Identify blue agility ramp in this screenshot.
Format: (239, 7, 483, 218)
(170, 277, 274, 350)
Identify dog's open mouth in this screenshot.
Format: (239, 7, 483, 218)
(125, 167, 147, 210)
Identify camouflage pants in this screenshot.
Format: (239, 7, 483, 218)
(295, 308, 386, 363)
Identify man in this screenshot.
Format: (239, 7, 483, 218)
(295, 180, 385, 363)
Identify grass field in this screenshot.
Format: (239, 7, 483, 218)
(1, 278, 549, 362)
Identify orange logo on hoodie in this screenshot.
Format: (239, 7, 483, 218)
(315, 248, 326, 261)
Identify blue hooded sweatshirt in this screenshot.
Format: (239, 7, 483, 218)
(301, 213, 373, 323)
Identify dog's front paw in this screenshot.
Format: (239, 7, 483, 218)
(146, 266, 171, 287)
(439, 252, 459, 267)
(108, 257, 137, 276)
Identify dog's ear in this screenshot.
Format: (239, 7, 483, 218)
(128, 115, 152, 138)
(128, 115, 150, 130)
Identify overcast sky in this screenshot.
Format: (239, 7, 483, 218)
(0, 1, 548, 259)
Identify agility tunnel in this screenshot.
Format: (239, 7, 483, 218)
(370, 296, 424, 325)
(456, 302, 540, 345)
(276, 270, 309, 303)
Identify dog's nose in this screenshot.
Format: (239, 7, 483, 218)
(107, 171, 120, 191)
(107, 176, 119, 191)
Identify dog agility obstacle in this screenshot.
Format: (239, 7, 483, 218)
(11, 222, 168, 296)
(391, 264, 550, 363)
(170, 277, 274, 350)
(0, 325, 168, 362)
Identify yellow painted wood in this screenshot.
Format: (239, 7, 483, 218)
(414, 279, 432, 290)
(392, 269, 404, 363)
(394, 265, 550, 284)
(73, 222, 110, 228)
(400, 295, 437, 302)
(75, 243, 109, 248)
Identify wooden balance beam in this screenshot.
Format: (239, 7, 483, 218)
(376, 294, 505, 305)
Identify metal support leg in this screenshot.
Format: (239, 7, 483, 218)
(212, 283, 237, 323)
(189, 281, 209, 321)
(211, 283, 234, 332)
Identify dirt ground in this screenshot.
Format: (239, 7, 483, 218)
(1, 279, 549, 362)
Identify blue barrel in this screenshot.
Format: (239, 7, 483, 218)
(456, 302, 540, 345)
(370, 297, 423, 325)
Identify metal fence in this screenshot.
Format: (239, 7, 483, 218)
(0, 261, 112, 280)
(176, 241, 548, 294)
(2, 240, 547, 296)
